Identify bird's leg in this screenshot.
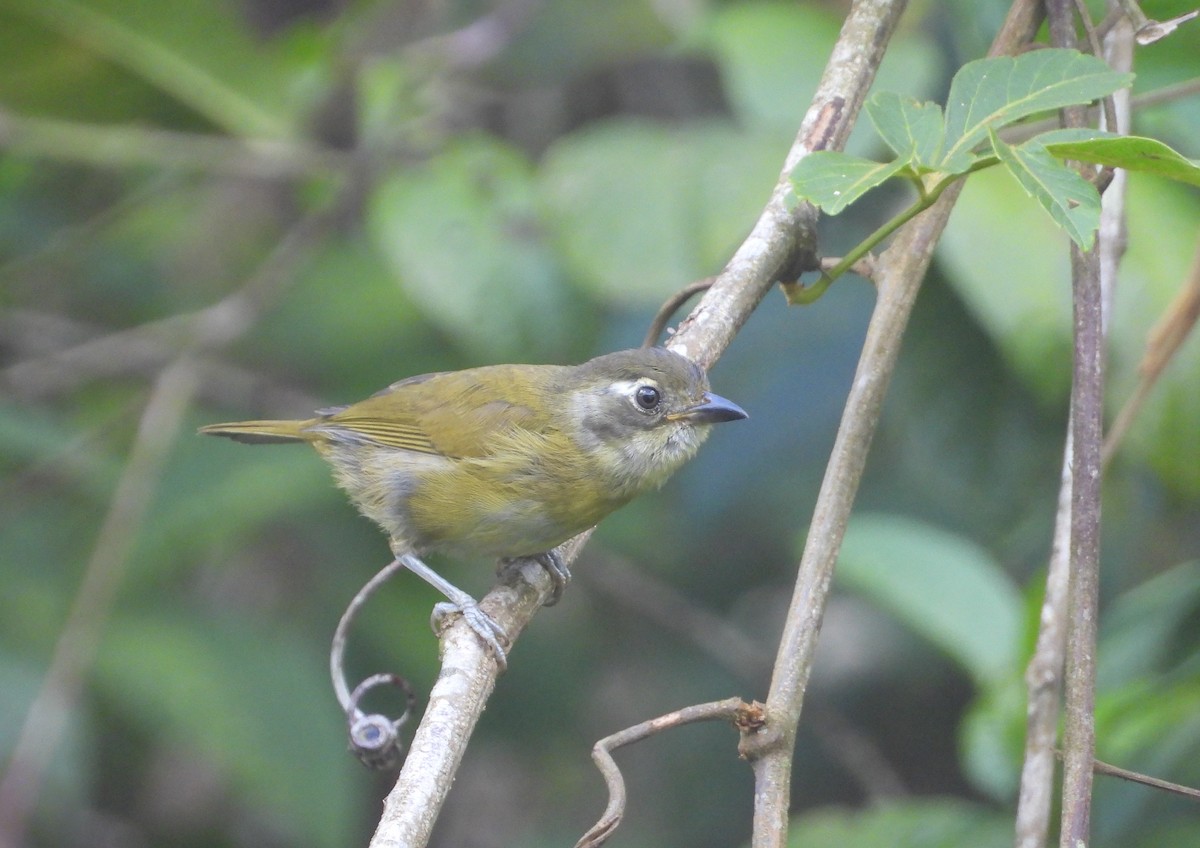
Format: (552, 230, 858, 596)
(397, 553, 509, 670)
(498, 550, 571, 606)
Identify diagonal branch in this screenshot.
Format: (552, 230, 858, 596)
(365, 2, 914, 845)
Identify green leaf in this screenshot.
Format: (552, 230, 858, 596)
(867, 91, 944, 168)
(991, 129, 1101, 250)
(788, 799, 1012, 848)
(369, 137, 576, 359)
(790, 151, 909, 214)
(538, 121, 785, 302)
(942, 50, 1133, 171)
(703, 3, 843, 131)
(1038, 128, 1200, 186)
(836, 514, 1022, 685)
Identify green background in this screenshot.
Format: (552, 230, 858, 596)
(2, 1, 1199, 846)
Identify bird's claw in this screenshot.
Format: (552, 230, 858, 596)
(535, 551, 571, 606)
(431, 600, 509, 671)
(499, 551, 571, 606)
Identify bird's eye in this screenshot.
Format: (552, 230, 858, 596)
(634, 384, 661, 411)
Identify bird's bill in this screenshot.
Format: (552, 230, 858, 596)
(669, 392, 748, 424)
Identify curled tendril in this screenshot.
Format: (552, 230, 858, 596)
(330, 558, 418, 770)
(345, 673, 417, 770)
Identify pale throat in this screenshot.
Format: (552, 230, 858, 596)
(567, 384, 710, 494)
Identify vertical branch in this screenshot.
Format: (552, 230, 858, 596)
(1014, 423, 1075, 848)
(744, 4, 1045, 848)
(1044, 2, 1113, 845)
(1059, 241, 1104, 848)
(1015, 7, 1130, 842)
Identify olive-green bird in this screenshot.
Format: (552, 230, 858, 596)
(200, 346, 747, 666)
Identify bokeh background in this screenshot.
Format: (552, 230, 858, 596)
(2, 0, 1199, 846)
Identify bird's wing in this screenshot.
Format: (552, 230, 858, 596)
(310, 364, 558, 458)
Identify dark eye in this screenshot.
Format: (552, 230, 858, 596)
(634, 384, 661, 411)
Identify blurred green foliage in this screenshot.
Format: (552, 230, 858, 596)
(1, 0, 1198, 847)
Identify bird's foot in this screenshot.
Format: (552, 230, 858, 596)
(431, 600, 509, 671)
(499, 550, 571, 606)
(397, 553, 509, 670)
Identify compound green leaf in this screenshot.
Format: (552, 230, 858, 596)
(790, 151, 909, 214)
(867, 91, 944, 168)
(1039, 128, 1200, 186)
(992, 129, 1101, 250)
(943, 50, 1133, 171)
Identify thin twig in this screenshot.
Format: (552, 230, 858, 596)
(1103, 235, 1200, 465)
(743, 5, 1044, 848)
(642, 278, 715, 348)
(574, 698, 753, 848)
(0, 108, 348, 177)
(3, 195, 353, 397)
(0, 192, 348, 845)
(0, 308, 321, 413)
(0, 356, 201, 847)
(580, 554, 908, 802)
(1091, 756, 1200, 801)
(330, 558, 418, 770)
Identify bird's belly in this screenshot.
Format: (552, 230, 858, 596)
(403, 462, 625, 559)
(318, 442, 629, 559)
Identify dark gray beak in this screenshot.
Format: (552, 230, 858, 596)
(671, 392, 748, 424)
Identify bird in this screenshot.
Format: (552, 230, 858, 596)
(200, 346, 747, 667)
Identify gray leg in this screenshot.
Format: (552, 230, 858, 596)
(399, 553, 509, 670)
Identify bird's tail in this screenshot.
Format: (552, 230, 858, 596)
(198, 419, 310, 445)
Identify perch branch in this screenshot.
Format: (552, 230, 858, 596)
(367, 1, 912, 844)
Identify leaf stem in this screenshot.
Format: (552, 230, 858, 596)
(785, 173, 961, 303)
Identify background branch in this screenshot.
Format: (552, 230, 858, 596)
(746, 4, 1043, 847)
(1015, 7, 1130, 844)
(0, 195, 346, 845)
(1045, 1, 1109, 843)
